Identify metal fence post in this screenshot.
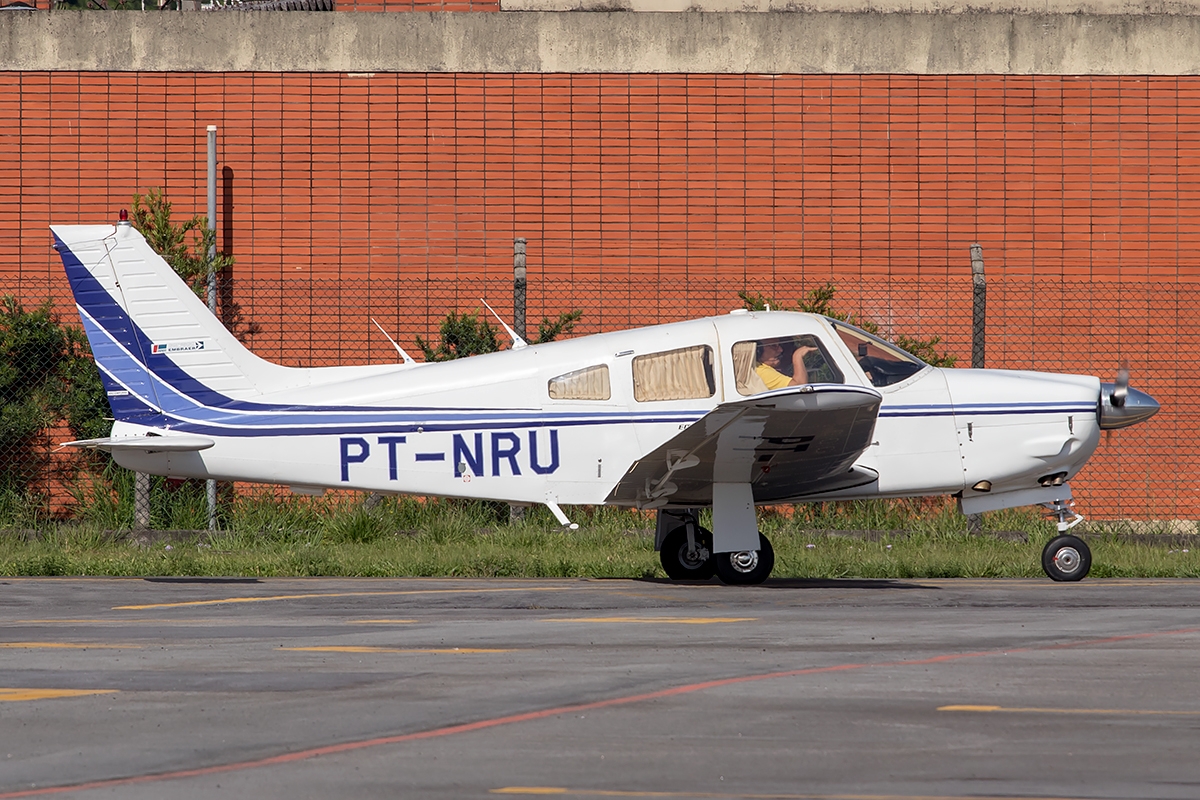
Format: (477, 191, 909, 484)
(207, 126, 218, 314)
(134, 471, 151, 530)
(206, 124, 219, 531)
(513, 237, 527, 342)
(510, 237, 528, 524)
(970, 243, 986, 370)
(968, 243, 986, 535)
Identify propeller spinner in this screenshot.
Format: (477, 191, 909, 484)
(1099, 362, 1159, 430)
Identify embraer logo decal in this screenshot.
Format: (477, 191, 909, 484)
(339, 430, 561, 482)
(151, 340, 205, 355)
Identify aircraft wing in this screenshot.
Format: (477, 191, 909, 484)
(606, 384, 882, 508)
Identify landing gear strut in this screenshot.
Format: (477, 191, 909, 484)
(1040, 499, 1091, 581)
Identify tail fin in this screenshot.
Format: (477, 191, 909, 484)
(52, 221, 299, 421)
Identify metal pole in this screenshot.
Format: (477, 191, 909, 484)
(967, 243, 986, 535)
(510, 237, 528, 524)
(513, 237, 527, 342)
(206, 125, 218, 531)
(970, 243, 986, 370)
(134, 471, 151, 530)
(207, 125, 218, 313)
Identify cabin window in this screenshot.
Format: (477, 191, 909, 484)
(733, 335, 843, 396)
(830, 321, 926, 387)
(632, 345, 716, 402)
(548, 365, 611, 401)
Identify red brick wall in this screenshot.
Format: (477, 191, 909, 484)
(2, 71, 1195, 517)
(8, 73, 1197, 285)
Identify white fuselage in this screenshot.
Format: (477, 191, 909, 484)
(109, 311, 1102, 510)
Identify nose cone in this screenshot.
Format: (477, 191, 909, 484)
(1099, 384, 1161, 430)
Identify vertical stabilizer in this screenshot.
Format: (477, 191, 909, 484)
(52, 221, 301, 420)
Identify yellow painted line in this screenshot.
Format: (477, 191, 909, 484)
(0, 642, 141, 650)
(115, 586, 567, 610)
(347, 619, 417, 625)
(491, 788, 1087, 800)
(939, 704, 1200, 716)
(281, 646, 514, 654)
(0, 688, 118, 702)
(544, 617, 757, 625)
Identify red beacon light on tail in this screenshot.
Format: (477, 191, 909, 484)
(118, 209, 130, 225)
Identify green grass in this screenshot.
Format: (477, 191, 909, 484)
(1, 491, 1197, 579)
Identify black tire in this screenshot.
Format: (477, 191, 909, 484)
(715, 533, 775, 585)
(659, 525, 717, 581)
(1042, 534, 1092, 582)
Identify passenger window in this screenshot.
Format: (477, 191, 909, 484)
(733, 335, 843, 396)
(548, 365, 611, 401)
(831, 321, 927, 387)
(633, 345, 716, 402)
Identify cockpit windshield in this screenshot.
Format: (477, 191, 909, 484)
(829, 319, 928, 387)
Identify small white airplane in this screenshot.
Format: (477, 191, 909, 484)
(52, 216, 1160, 584)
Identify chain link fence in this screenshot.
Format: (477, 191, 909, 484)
(2, 272, 1193, 521)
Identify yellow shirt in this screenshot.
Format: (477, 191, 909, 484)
(755, 362, 791, 390)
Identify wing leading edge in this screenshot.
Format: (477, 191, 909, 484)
(607, 384, 882, 508)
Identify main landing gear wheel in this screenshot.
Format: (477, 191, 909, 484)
(660, 526, 717, 581)
(715, 533, 775, 585)
(1042, 534, 1092, 582)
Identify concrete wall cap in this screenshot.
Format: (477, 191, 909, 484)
(5, 10, 1200, 73)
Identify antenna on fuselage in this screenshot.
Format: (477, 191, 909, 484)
(370, 318, 417, 365)
(480, 299, 528, 350)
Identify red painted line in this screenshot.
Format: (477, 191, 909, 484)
(2, 625, 1196, 799)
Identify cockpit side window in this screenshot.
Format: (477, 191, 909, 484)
(830, 320, 927, 387)
(733, 335, 843, 396)
(633, 345, 716, 402)
(548, 364, 611, 400)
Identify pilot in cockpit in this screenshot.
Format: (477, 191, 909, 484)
(755, 340, 818, 390)
(733, 335, 832, 396)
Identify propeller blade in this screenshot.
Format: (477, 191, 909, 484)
(1112, 361, 1129, 408)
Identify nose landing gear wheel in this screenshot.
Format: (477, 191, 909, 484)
(660, 526, 717, 581)
(1042, 534, 1091, 581)
(715, 533, 775, 585)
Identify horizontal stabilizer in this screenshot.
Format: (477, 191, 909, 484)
(62, 434, 215, 453)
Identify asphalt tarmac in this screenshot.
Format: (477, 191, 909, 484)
(2, 576, 1198, 800)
